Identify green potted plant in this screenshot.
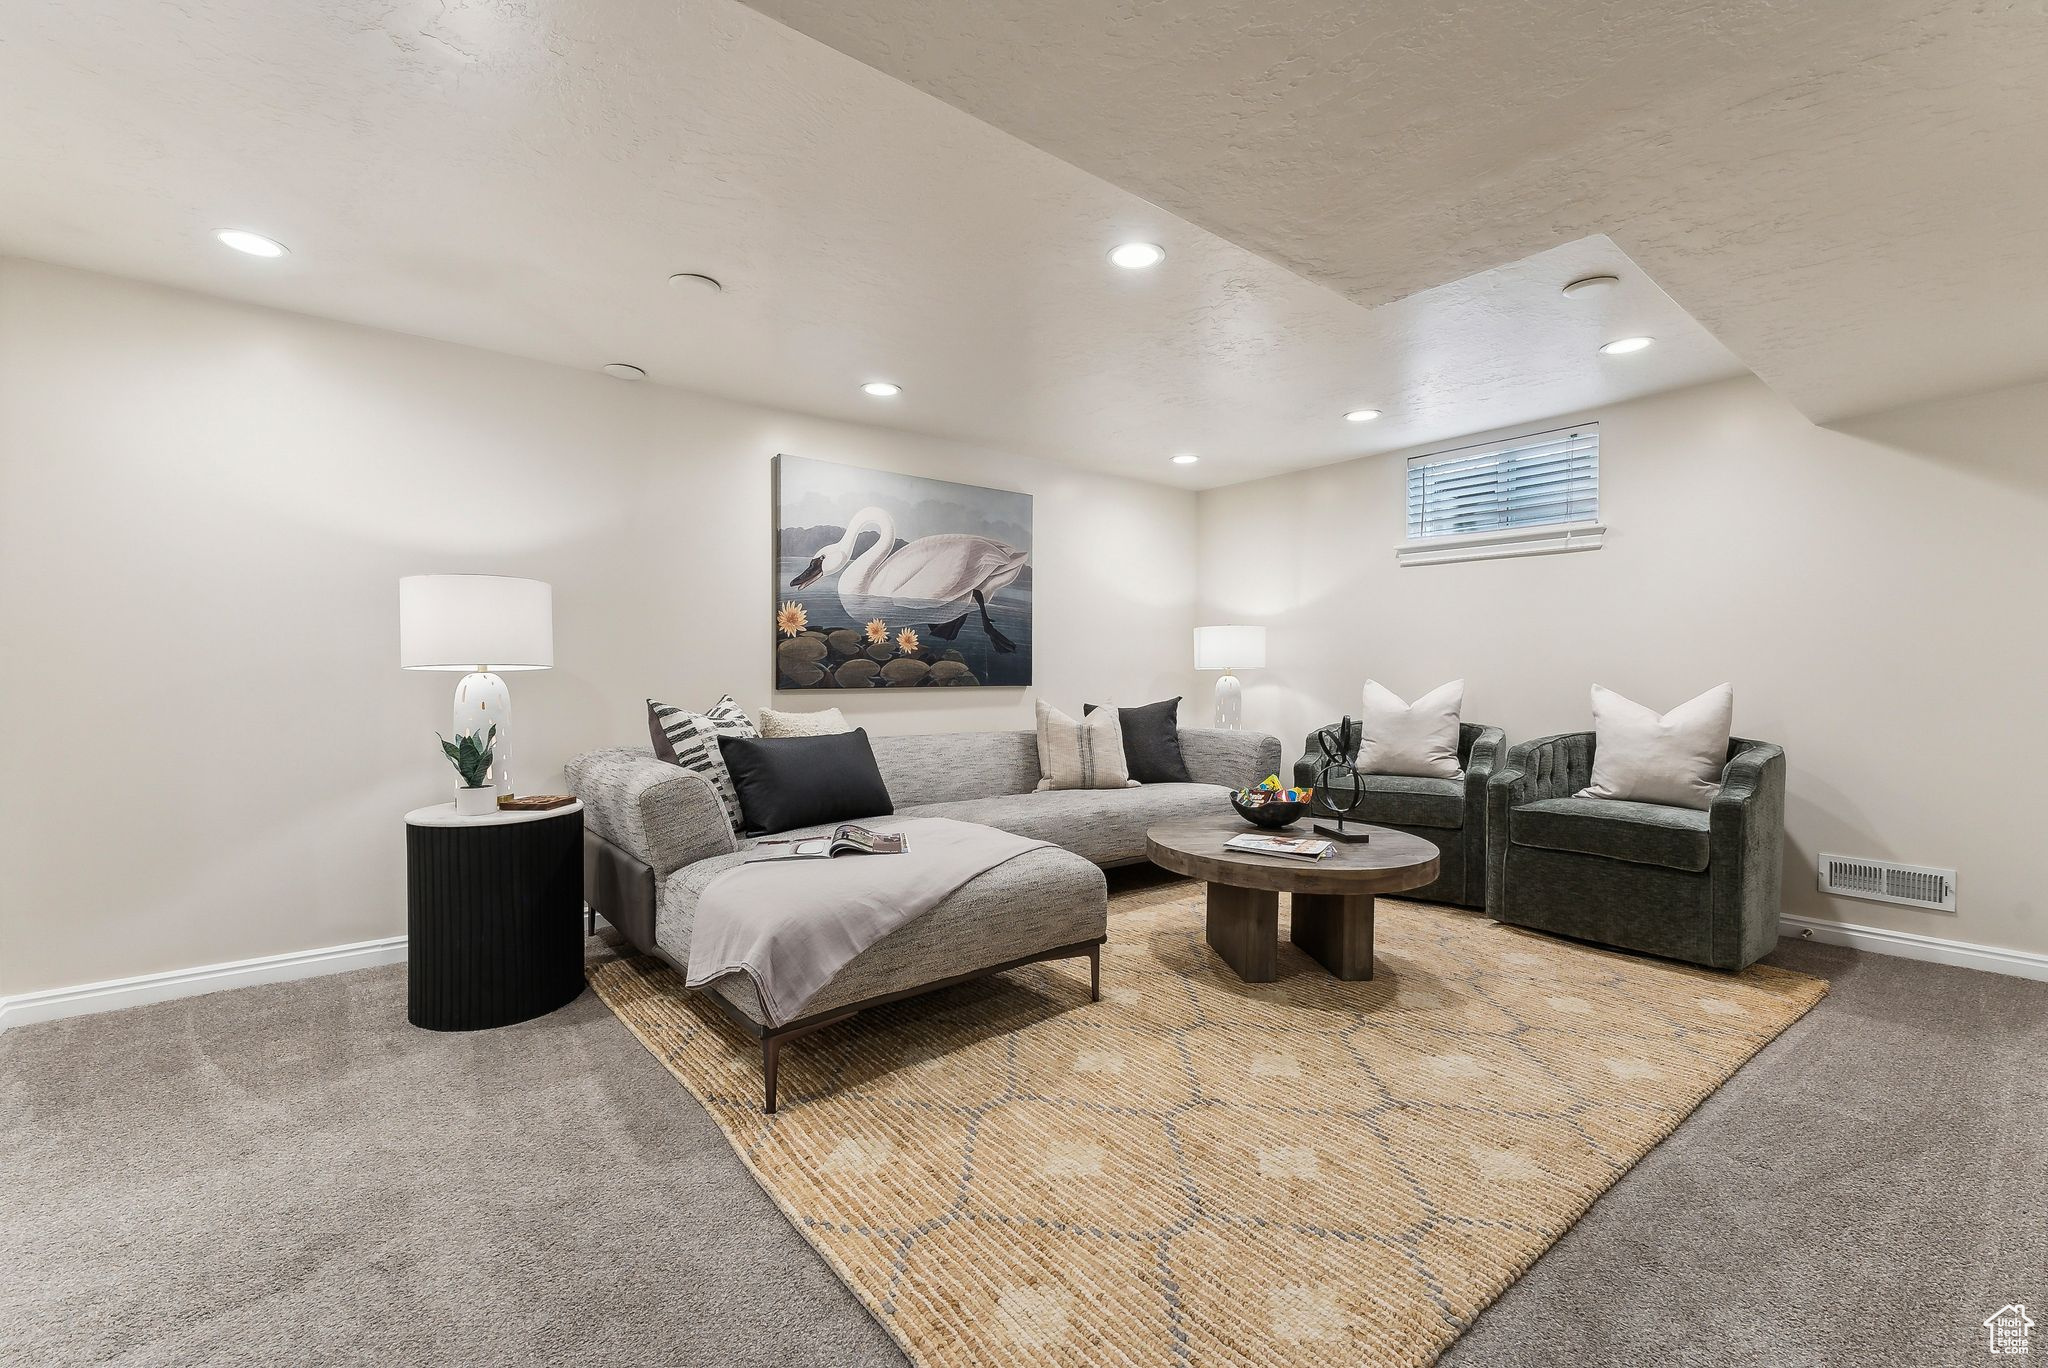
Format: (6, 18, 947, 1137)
(439, 725, 499, 816)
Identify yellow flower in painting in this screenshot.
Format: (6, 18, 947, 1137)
(776, 601, 808, 637)
(864, 618, 889, 645)
(895, 628, 921, 655)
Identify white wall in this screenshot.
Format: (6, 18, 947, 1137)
(1197, 373, 2048, 959)
(0, 260, 1198, 997)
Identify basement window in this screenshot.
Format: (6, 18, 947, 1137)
(1396, 423, 1604, 567)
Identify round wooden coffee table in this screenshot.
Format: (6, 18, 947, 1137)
(1146, 816, 1440, 983)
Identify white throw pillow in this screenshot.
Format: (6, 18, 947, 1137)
(1356, 679, 1464, 779)
(1579, 683, 1734, 810)
(760, 706, 851, 738)
(1034, 699, 1138, 791)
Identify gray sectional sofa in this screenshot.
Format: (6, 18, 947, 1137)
(568, 725, 1280, 1109)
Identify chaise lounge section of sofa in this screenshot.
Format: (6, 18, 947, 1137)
(568, 725, 1281, 1110)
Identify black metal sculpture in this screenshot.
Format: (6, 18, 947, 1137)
(1312, 715, 1373, 843)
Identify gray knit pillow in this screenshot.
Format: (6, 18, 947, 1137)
(647, 694, 757, 831)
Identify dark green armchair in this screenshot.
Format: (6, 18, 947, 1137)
(1293, 720, 1506, 909)
(1485, 733, 1786, 970)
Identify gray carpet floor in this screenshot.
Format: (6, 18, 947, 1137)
(5, 884, 2043, 1367)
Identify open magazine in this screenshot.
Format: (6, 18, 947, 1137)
(1223, 833, 1333, 861)
(745, 823, 908, 862)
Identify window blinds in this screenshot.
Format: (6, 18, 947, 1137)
(1405, 424, 1599, 541)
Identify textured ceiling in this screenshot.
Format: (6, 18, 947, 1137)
(0, 0, 1746, 487)
(743, 0, 2048, 425)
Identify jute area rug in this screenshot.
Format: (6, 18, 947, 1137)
(588, 880, 1826, 1368)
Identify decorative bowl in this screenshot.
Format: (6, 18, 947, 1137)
(1231, 794, 1305, 829)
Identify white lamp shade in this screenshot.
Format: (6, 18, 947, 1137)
(1194, 624, 1266, 671)
(399, 575, 554, 671)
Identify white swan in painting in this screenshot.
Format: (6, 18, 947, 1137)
(790, 506, 1028, 652)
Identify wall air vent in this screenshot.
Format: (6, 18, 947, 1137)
(1817, 855, 1956, 911)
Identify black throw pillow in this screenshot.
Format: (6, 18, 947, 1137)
(716, 729, 894, 836)
(1083, 697, 1192, 784)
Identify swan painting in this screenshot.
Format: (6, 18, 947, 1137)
(774, 455, 1032, 690)
(790, 505, 1027, 653)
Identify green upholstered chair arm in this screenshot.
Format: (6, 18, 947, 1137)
(1293, 720, 1357, 791)
(1461, 724, 1507, 817)
(1460, 724, 1506, 908)
(1709, 738, 1787, 967)
(1486, 732, 1593, 918)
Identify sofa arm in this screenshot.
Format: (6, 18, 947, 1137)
(1180, 728, 1283, 789)
(565, 747, 737, 880)
(1709, 742, 1787, 967)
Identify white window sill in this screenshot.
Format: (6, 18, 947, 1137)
(1396, 523, 1605, 567)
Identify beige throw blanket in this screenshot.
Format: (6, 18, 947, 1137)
(687, 817, 1051, 1026)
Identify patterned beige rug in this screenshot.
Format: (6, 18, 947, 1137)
(588, 880, 1826, 1368)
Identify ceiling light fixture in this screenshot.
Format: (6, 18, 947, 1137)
(1561, 274, 1619, 298)
(1109, 242, 1166, 270)
(214, 228, 288, 258)
(1598, 336, 1654, 355)
(1344, 409, 1382, 423)
(601, 363, 646, 380)
(861, 381, 902, 397)
(668, 272, 723, 294)
(1171, 453, 1199, 465)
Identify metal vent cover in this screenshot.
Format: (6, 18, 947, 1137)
(1817, 854, 1956, 911)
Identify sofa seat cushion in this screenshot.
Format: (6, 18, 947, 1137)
(1510, 796, 1711, 873)
(902, 783, 1233, 867)
(657, 840, 1106, 1028)
(1317, 774, 1464, 830)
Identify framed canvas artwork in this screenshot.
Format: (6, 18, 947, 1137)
(773, 455, 1032, 689)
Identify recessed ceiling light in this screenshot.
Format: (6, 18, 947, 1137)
(668, 272, 723, 294)
(1171, 453, 1199, 465)
(1344, 409, 1382, 423)
(601, 363, 646, 381)
(1598, 336, 1654, 355)
(1109, 242, 1166, 270)
(862, 381, 902, 397)
(1562, 274, 1619, 298)
(214, 229, 287, 258)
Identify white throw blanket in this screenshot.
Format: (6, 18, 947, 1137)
(686, 817, 1051, 1026)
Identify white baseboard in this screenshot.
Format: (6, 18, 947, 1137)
(0, 935, 409, 1031)
(1780, 913, 2048, 983)
(4, 910, 2035, 1031)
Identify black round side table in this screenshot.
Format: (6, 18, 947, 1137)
(405, 800, 585, 1031)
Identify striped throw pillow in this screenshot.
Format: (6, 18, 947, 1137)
(1034, 699, 1138, 791)
(647, 695, 757, 831)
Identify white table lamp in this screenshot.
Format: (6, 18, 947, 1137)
(400, 574, 553, 796)
(1194, 624, 1265, 730)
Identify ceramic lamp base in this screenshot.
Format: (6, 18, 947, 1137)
(1212, 671, 1242, 730)
(453, 670, 515, 795)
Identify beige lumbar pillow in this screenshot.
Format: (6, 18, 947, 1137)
(1580, 683, 1734, 810)
(760, 706, 852, 738)
(1357, 679, 1464, 779)
(1035, 699, 1138, 791)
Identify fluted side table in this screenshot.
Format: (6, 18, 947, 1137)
(405, 800, 584, 1030)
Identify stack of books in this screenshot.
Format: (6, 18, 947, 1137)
(1223, 833, 1334, 861)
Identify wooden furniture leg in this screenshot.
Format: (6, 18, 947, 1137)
(1089, 943, 1101, 1001)
(1290, 892, 1376, 980)
(1206, 882, 1279, 982)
